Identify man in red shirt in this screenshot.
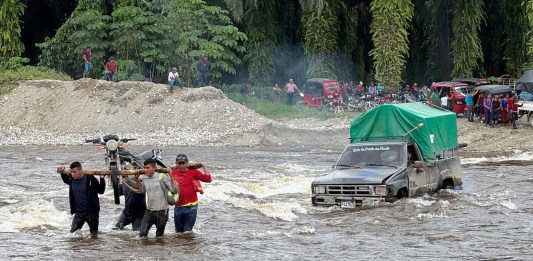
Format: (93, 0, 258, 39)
(508, 94, 523, 129)
(171, 154, 212, 233)
(83, 47, 92, 78)
(104, 57, 117, 81)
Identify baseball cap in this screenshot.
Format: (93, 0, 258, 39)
(175, 154, 188, 163)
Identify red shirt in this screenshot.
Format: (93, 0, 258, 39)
(106, 61, 117, 73)
(507, 97, 515, 111)
(83, 49, 92, 62)
(171, 168, 212, 206)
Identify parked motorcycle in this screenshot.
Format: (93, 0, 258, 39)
(85, 134, 167, 204)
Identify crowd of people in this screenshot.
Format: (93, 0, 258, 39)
(57, 154, 212, 238)
(464, 90, 523, 129)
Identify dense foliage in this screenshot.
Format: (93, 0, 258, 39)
(5, 0, 533, 87)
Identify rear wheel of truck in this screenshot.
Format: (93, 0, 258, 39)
(441, 179, 454, 190)
(396, 188, 408, 199)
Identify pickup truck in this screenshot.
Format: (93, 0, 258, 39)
(311, 103, 463, 208)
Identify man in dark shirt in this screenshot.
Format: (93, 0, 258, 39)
(196, 55, 211, 87)
(57, 162, 105, 235)
(114, 182, 146, 231)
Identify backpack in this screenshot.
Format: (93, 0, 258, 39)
(158, 173, 179, 205)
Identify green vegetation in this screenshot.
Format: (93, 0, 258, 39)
(450, 0, 484, 77)
(0, 63, 71, 95)
(220, 84, 345, 119)
(0, 0, 25, 60)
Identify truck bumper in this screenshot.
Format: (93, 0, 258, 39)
(312, 195, 395, 207)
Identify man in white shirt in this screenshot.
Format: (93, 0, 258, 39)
(168, 67, 182, 93)
(441, 94, 449, 110)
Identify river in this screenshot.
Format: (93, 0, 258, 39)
(0, 145, 532, 260)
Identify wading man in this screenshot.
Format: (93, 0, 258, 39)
(57, 162, 106, 235)
(135, 158, 179, 238)
(171, 154, 212, 233)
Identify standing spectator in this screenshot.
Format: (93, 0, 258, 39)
(196, 55, 211, 87)
(500, 94, 509, 125)
(355, 81, 364, 97)
(171, 154, 212, 233)
(465, 90, 477, 122)
(57, 162, 106, 235)
(368, 82, 376, 97)
(431, 89, 441, 106)
(476, 93, 485, 119)
(134, 158, 179, 238)
(82, 47, 92, 78)
(441, 93, 449, 110)
(376, 82, 384, 97)
(491, 95, 501, 127)
(285, 79, 300, 105)
(483, 94, 492, 126)
(168, 67, 181, 93)
(103, 57, 117, 81)
(508, 94, 523, 129)
(272, 84, 281, 102)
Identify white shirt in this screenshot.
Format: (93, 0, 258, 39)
(168, 71, 179, 81)
(441, 96, 448, 106)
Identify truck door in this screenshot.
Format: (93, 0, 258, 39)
(407, 144, 428, 197)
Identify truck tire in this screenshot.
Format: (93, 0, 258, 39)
(529, 112, 533, 127)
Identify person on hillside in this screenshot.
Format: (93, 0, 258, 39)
(135, 158, 179, 238)
(285, 79, 300, 105)
(272, 84, 281, 102)
(113, 181, 146, 231)
(171, 154, 212, 233)
(104, 57, 117, 81)
(57, 162, 106, 235)
(82, 47, 92, 78)
(168, 67, 182, 93)
(196, 55, 211, 87)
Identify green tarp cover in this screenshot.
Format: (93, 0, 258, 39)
(350, 103, 458, 162)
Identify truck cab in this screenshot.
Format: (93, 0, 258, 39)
(311, 103, 463, 208)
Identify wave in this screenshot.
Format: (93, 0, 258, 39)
(0, 199, 69, 233)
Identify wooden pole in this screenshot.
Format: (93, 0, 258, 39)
(59, 168, 168, 175)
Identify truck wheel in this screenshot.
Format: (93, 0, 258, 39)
(529, 112, 533, 127)
(396, 188, 408, 199)
(111, 165, 120, 204)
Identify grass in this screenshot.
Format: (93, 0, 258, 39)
(0, 66, 71, 95)
(226, 92, 347, 120)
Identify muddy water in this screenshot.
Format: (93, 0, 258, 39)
(0, 145, 532, 260)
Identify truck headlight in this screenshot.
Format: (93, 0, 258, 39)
(314, 185, 326, 194)
(106, 140, 118, 151)
(374, 185, 387, 196)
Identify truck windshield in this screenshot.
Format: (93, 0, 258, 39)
(454, 86, 468, 96)
(336, 144, 405, 168)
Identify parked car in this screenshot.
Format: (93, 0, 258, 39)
(311, 103, 463, 208)
(300, 78, 341, 108)
(431, 81, 469, 115)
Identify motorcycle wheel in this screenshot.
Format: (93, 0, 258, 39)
(111, 165, 120, 204)
(347, 100, 356, 112)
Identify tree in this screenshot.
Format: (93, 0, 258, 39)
(450, 0, 484, 77)
(369, 0, 414, 88)
(300, 0, 339, 79)
(243, 0, 277, 85)
(37, 1, 108, 78)
(167, 0, 246, 86)
(503, 0, 528, 76)
(0, 0, 25, 61)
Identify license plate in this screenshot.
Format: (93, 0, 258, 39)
(341, 200, 355, 208)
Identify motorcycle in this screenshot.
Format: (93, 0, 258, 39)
(85, 134, 167, 204)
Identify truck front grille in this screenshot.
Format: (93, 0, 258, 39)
(327, 185, 371, 195)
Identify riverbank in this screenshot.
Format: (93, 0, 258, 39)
(0, 79, 530, 157)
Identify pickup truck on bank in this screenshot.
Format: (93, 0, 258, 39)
(311, 103, 463, 208)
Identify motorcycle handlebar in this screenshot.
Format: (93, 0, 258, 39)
(120, 138, 137, 143)
(85, 138, 101, 144)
